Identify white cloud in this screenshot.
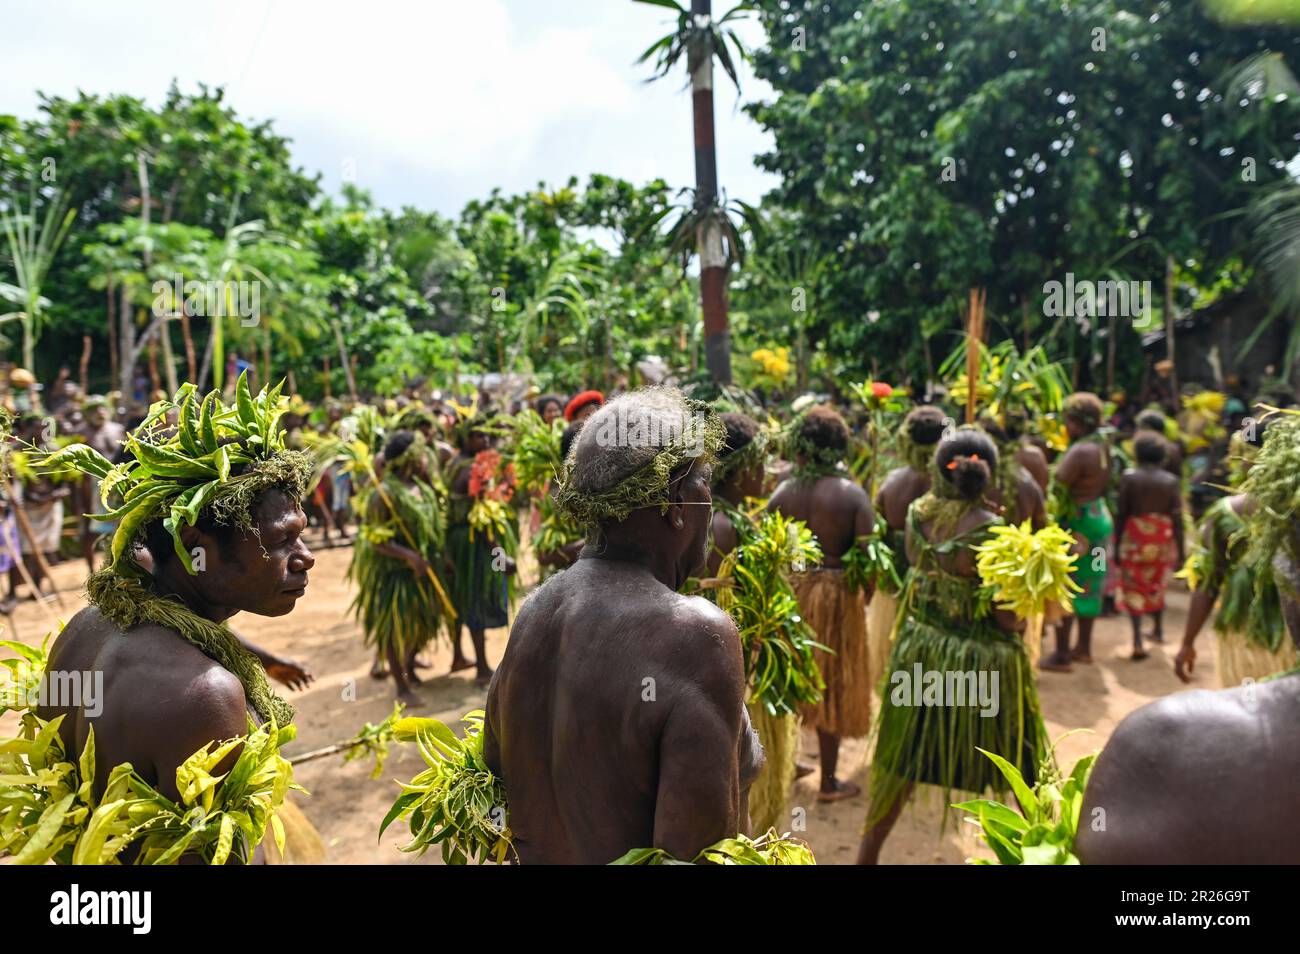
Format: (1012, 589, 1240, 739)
(1, 0, 779, 214)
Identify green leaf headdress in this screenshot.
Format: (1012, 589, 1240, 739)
(713, 420, 770, 485)
(1241, 409, 1300, 589)
(781, 409, 845, 479)
(39, 373, 312, 726)
(44, 372, 312, 576)
(554, 395, 725, 534)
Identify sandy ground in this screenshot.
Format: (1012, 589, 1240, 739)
(0, 537, 1214, 865)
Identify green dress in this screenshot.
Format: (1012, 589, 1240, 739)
(867, 498, 1045, 825)
(349, 473, 447, 656)
(446, 457, 513, 631)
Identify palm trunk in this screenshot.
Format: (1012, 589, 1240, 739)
(106, 281, 118, 396)
(78, 335, 91, 395)
(691, 0, 731, 385)
(180, 311, 197, 382)
(1164, 254, 1178, 405)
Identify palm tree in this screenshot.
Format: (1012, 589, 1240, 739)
(635, 0, 751, 385)
(0, 178, 76, 372)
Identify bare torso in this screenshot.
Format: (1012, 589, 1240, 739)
(483, 555, 760, 864)
(1077, 676, 1300, 863)
(1056, 438, 1110, 505)
(876, 466, 929, 532)
(768, 474, 875, 567)
(38, 606, 251, 803)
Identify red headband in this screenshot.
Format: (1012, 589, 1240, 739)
(564, 390, 605, 422)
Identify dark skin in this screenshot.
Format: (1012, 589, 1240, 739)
(1114, 461, 1184, 659)
(449, 431, 511, 683)
(857, 492, 1023, 864)
(483, 458, 761, 863)
(37, 490, 314, 863)
(704, 458, 766, 578)
(1076, 552, 1300, 864)
(1174, 492, 1254, 683)
(1041, 415, 1110, 671)
(875, 462, 930, 533)
(768, 459, 876, 800)
(986, 465, 1048, 529)
(1016, 442, 1050, 493)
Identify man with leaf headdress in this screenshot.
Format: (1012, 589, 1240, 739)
(28, 374, 320, 863)
(482, 387, 762, 863)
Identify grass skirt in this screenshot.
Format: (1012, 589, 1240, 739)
(447, 524, 510, 631)
(867, 615, 1044, 826)
(1217, 627, 1299, 688)
(746, 703, 800, 834)
(349, 544, 444, 657)
(792, 568, 872, 738)
(867, 591, 898, 703)
(263, 797, 326, 865)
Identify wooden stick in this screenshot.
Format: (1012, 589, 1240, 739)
(79, 335, 92, 396)
(1, 523, 63, 627)
(11, 503, 67, 609)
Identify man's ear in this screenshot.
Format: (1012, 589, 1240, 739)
(178, 523, 213, 571)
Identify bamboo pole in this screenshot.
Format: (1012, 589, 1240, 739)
(78, 336, 91, 396)
(1, 530, 61, 629)
(11, 504, 66, 609)
(965, 288, 986, 425)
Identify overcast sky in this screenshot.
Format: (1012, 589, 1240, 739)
(2, 0, 780, 216)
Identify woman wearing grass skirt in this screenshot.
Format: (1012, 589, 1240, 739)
(445, 416, 515, 685)
(769, 406, 878, 802)
(349, 429, 448, 707)
(858, 428, 1044, 864)
(870, 406, 946, 698)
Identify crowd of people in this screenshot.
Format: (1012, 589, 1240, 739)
(2, 350, 1297, 866)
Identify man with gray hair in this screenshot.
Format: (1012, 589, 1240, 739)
(483, 387, 763, 863)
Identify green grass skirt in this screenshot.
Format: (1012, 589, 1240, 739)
(866, 615, 1044, 827)
(447, 524, 511, 631)
(349, 543, 445, 656)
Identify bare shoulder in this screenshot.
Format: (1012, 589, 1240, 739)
(818, 474, 871, 511)
(659, 592, 743, 691)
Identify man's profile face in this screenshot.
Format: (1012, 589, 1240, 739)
(194, 490, 314, 617)
(676, 459, 713, 578)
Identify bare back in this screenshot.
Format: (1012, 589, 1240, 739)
(483, 556, 759, 864)
(1077, 678, 1300, 863)
(769, 474, 875, 567)
(1056, 438, 1110, 504)
(876, 466, 929, 531)
(39, 606, 249, 803)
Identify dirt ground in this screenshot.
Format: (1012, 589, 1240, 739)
(1, 536, 1215, 865)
